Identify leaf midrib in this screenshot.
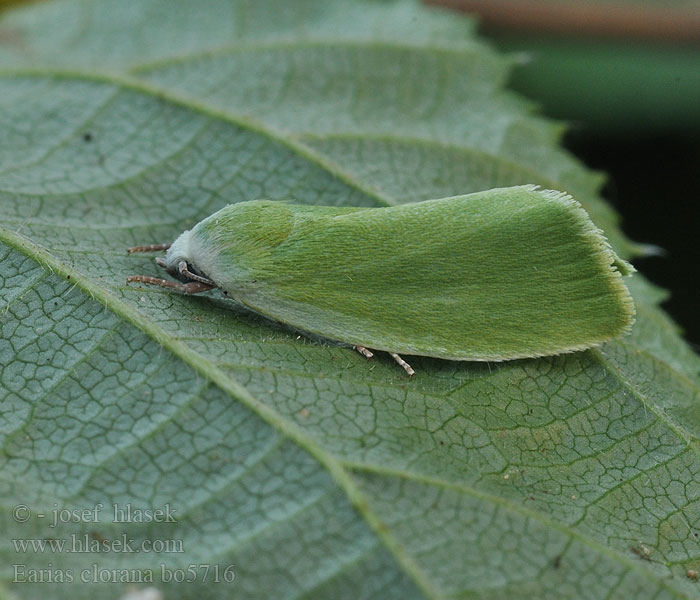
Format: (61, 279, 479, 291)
(0, 223, 442, 600)
(0, 66, 608, 234)
(2, 220, 696, 600)
(0, 66, 624, 256)
(593, 346, 700, 447)
(0, 68, 691, 465)
(125, 38, 500, 76)
(0, 67, 397, 207)
(1, 65, 696, 599)
(340, 460, 695, 598)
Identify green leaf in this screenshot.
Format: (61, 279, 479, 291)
(0, 1, 699, 599)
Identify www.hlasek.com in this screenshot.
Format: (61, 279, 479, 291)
(13, 533, 184, 554)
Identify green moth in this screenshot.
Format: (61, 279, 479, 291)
(127, 185, 635, 375)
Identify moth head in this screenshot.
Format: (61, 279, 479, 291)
(157, 231, 214, 286)
(126, 229, 216, 293)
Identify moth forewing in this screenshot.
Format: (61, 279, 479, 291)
(126, 186, 635, 375)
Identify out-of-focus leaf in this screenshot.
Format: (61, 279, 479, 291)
(493, 35, 700, 132)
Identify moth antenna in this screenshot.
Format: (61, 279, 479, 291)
(178, 261, 216, 286)
(127, 243, 172, 254)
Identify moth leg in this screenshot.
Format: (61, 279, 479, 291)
(126, 275, 214, 294)
(390, 352, 415, 376)
(127, 243, 172, 254)
(354, 345, 374, 359)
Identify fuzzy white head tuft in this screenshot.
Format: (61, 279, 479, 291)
(160, 230, 192, 281)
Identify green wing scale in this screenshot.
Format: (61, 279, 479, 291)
(186, 186, 635, 361)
